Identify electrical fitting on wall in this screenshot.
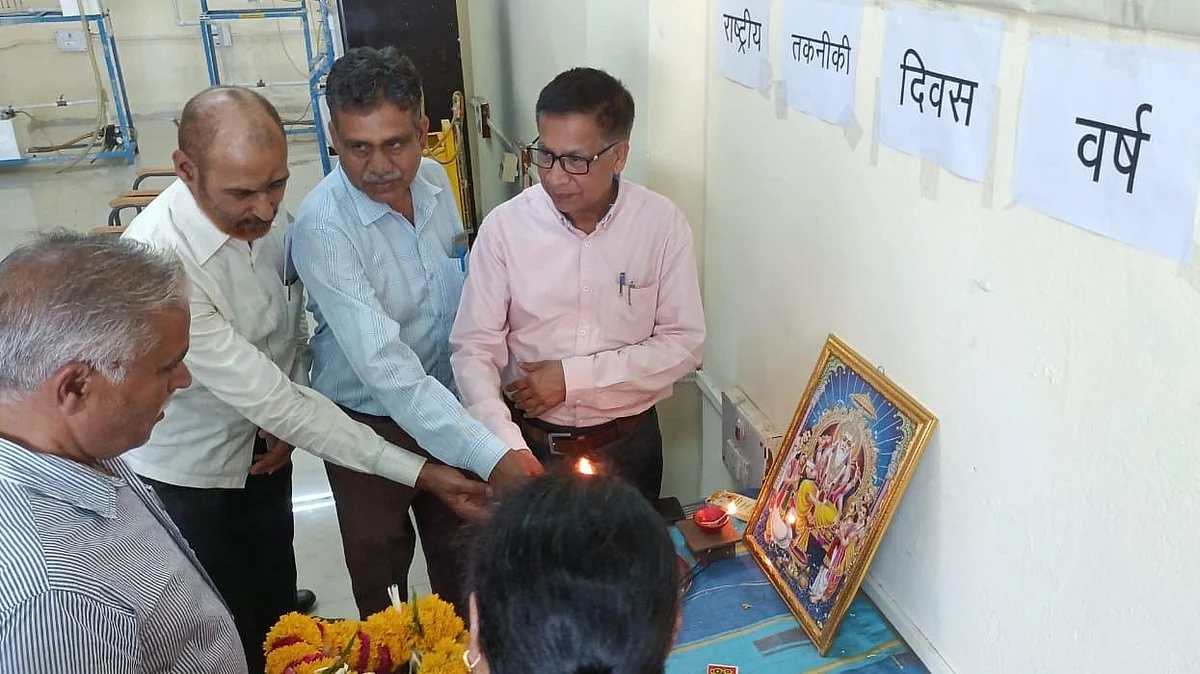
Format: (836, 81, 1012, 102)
(720, 388, 782, 490)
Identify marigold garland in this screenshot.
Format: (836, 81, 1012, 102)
(264, 586, 469, 674)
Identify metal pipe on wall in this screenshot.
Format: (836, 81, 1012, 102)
(5, 99, 100, 110)
(172, 0, 200, 27)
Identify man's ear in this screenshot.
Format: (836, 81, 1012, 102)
(51, 362, 93, 416)
(173, 149, 197, 185)
(612, 139, 631, 174)
(327, 117, 344, 155)
(468, 593, 487, 672)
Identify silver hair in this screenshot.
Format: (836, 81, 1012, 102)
(0, 230, 189, 401)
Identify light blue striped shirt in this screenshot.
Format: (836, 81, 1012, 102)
(0, 438, 245, 674)
(290, 159, 508, 479)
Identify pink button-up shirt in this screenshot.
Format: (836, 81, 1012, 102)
(450, 180, 706, 451)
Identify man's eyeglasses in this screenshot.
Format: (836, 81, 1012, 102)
(526, 137, 620, 175)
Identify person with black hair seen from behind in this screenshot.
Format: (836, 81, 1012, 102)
(451, 67, 706, 503)
(464, 474, 682, 674)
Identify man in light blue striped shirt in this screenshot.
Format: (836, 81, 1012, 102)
(291, 48, 543, 618)
(0, 233, 245, 673)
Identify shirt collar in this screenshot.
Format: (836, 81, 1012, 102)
(540, 177, 626, 236)
(166, 180, 232, 265)
(0, 437, 123, 519)
(336, 163, 442, 228)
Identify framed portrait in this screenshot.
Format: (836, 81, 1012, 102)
(744, 334, 937, 655)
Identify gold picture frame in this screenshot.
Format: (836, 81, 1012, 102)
(744, 334, 937, 655)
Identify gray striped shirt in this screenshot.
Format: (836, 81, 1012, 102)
(0, 438, 247, 674)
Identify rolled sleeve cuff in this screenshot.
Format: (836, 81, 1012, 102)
(372, 439, 427, 487)
(562, 355, 595, 402)
(464, 432, 510, 480)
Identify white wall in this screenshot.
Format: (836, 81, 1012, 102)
(466, 1, 1198, 672)
(702, 3, 1199, 671)
(0, 0, 316, 148)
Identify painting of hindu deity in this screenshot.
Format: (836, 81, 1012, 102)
(744, 334, 937, 655)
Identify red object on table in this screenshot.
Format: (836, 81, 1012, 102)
(693, 506, 729, 532)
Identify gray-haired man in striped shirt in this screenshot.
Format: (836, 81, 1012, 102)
(0, 232, 245, 673)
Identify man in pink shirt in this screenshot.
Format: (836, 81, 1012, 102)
(450, 67, 706, 500)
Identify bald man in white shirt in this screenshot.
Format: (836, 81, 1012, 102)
(121, 86, 490, 671)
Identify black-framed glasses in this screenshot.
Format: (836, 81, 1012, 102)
(526, 137, 620, 175)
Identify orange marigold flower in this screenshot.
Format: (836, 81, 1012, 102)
(265, 642, 323, 674)
(412, 594, 466, 652)
(363, 605, 417, 671)
(264, 612, 324, 654)
(321, 620, 361, 659)
(292, 656, 340, 674)
(415, 637, 468, 674)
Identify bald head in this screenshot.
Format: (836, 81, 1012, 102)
(177, 86, 286, 163)
(172, 86, 291, 242)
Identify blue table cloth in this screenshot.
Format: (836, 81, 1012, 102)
(666, 515, 927, 674)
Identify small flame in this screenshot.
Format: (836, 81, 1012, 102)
(786, 511, 797, 525)
(576, 457, 596, 475)
(725, 502, 737, 516)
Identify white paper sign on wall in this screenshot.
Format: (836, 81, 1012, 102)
(715, 0, 772, 91)
(1013, 36, 1200, 262)
(779, 0, 865, 128)
(876, 4, 1006, 182)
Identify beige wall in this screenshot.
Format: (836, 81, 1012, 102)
(465, 1, 1199, 672)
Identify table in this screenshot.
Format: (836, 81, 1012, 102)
(667, 513, 927, 673)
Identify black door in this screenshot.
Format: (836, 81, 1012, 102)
(337, 0, 464, 126)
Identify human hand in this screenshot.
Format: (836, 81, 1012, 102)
(487, 448, 544, 493)
(250, 430, 294, 475)
(506, 360, 566, 418)
(415, 463, 493, 523)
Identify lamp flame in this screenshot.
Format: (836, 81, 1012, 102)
(786, 511, 797, 525)
(725, 502, 737, 516)
(576, 457, 596, 475)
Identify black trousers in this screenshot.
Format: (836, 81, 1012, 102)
(142, 444, 296, 674)
(523, 407, 664, 502)
(325, 407, 471, 620)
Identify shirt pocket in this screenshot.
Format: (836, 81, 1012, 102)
(282, 282, 307, 343)
(602, 281, 657, 344)
(437, 255, 468, 319)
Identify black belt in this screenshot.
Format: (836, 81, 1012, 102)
(510, 404, 651, 456)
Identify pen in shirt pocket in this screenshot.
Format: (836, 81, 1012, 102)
(283, 228, 300, 299)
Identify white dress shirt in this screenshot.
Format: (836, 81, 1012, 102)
(121, 180, 425, 489)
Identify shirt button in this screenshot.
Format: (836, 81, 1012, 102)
(582, 285, 591, 293)
(583, 241, 592, 248)
(579, 329, 587, 336)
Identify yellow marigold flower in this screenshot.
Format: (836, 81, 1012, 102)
(264, 612, 324, 654)
(321, 620, 361, 657)
(293, 656, 339, 674)
(363, 605, 417, 671)
(321, 619, 372, 671)
(412, 594, 466, 652)
(265, 642, 324, 674)
(415, 637, 468, 674)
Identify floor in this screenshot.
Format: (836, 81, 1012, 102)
(0, 120, 418, 620)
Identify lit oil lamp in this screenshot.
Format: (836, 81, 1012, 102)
(575, 457, 597, 475)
